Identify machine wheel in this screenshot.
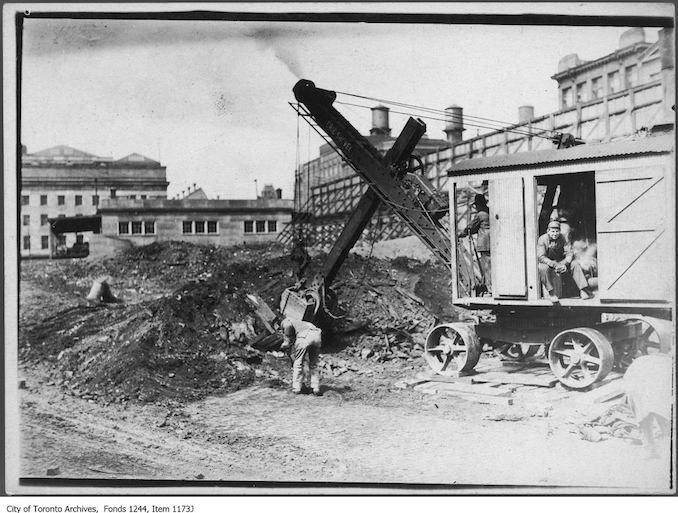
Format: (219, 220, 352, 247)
(424, 323, 481, 376)
(548, 327, 614, 389)
(498, 343, 540, 361)
(615, 317, 672, 371)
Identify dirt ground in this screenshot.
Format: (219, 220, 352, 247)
(12, 242, 674, 493)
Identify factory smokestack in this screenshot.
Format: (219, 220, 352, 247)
(370, 105, 391, 136)
(443, 105, 464, 145)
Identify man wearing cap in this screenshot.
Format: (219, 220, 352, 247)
(537, 220, 594, 302)
(458, 193, 491, 291)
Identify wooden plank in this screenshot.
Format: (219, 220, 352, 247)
(471, 372, 558, 388)
(428, 376, 513, 397)
(436, 388, 514, 406)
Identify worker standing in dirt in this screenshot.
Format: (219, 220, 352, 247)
(280, 317, 322, 395)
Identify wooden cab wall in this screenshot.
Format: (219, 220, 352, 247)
(448, 134, 675, 308)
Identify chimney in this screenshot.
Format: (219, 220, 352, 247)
(443, 105, 464, 145)
(518, 105, 535, 124)
(370, 105, 391, 136)
(275, 188, 282, 199)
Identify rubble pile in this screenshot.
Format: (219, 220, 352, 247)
(19, 241, 462, 404)
(329, 256, 463, 362)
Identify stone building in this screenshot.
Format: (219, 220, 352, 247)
(92, 196, 293, 258)
(552, 27, 670, 110)
(20, 145, 168, 257)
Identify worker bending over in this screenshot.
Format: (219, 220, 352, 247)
(538, 220, 594, 302)
(281, 318, 322, 395)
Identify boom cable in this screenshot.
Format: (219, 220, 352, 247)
(334, 91, 554, 139)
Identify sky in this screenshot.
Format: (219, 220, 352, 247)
(18, 2, 670, 200)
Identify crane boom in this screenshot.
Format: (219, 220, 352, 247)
(293, 80, 452, 275)
(281, 80, 452, 322)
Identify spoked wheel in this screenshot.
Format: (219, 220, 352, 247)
(615, 317, 671, 371)
(497, 343, 540, 361)
(424, 323, 481, 376)
(548, 328, 614, 389)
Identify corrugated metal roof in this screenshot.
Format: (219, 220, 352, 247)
(448, 133, 674, 174)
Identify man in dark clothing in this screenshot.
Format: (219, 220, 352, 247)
(458, 193, 491, 291)
(537, 220, 593, 302)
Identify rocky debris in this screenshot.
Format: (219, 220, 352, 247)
(576, 403, 640, 443)
(46, 466, 60, 476)
(19, 241, 463, 405)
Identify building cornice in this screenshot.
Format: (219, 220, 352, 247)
(551, 42, 655, 82)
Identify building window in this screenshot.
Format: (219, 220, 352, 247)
(40, 194, 47, 205)
(130, 195, 136, 200)
(58, 214, 65, 218)
(75, 214, 83, 217)
(23, 236, 30, 250)
(21, 195, 29, 206)
(244, 220, 254, 233)
(75, 195, 82, 206)
(131, 221, 142, 234)
(144, 221, 155, 234)
(256, 220, 266, 233)
(40, 214, 48, 226)
(591, 76, 603, 99)
(207, 221, 218, 233)
(92, 195, 99, 206)
(23, 215, 30, 226)
(561, 87, 573, 109)
(110, 189, 117, 199)
(575, 82, 587, 103)
(625, 64, 638, 88)
(57, 195, 65, 205)
(268, 220, 277, 233)
(141, 195, 147, 199)
(608, 70, 620, 94)
(183, 221, 193, 234)
(118, 222, 130, 234)
(195, 220, 205, 233)
(41, 236, 49, 250)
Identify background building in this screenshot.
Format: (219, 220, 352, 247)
(553, 28, 666, 109)
(20, 145, 168, 257)
(93, 196, 293, 258)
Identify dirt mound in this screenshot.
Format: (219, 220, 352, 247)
(19, 241, 464, 404)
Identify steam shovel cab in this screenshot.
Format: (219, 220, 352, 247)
(425, 133, 675, 388)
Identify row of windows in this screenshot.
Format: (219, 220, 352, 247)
(21, 192, 154, 207)
(182, 220, 218, 234)
(22, 213, 78, 226)
(561, 64, 643, 108)
(244, 220, 278, 233)
(22, 194, 100, 206)
(118, 221, 156, 235)
(23, 235, 49, 250)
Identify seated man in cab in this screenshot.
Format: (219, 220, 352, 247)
(537, 220, 594, 302)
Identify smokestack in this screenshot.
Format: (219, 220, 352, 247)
(518, 105, 535, 124)
(275, 188, 282, 199)
(443, 105, 464, 145)
(370, 105, 391, 136)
